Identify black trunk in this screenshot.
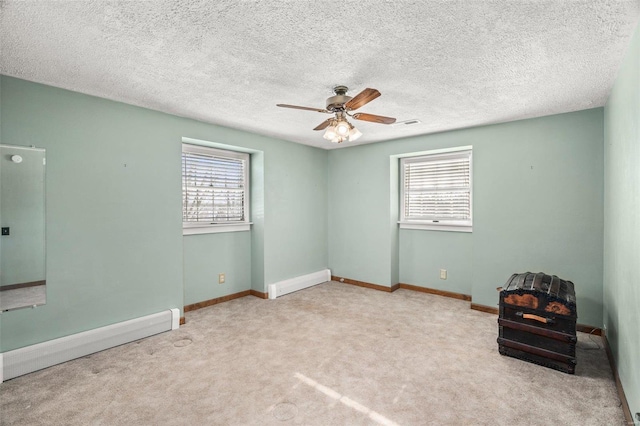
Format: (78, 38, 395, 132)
(498, 272, 577, 374)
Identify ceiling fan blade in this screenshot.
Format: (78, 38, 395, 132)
(313, 119, 333, 131)
(352, 112, 396, 125)
(344, 88, 381, 111)
(276, 104, 329, 113)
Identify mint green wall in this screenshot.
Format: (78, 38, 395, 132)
(329, 109, 604, 327)
(0, 146, 46, 286)
(183, 232, 251, 305)
(604, 22, 640, 419)
(328, 145, 396, 285)
(262, 142, 328, 285)
(389, 158, 400, 286)
(0, 77, 183, 351)
(471, 112, 604, 327)
(182, 137, 329, 300)
(250, 152, 265, 293)
(179, 139, 266, 299)
(0, 76, 328, 352)
(400, 230, 473, 295)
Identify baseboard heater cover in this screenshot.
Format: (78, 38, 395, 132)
(268, 269, 331, 299)
(1, 308, 180, 382)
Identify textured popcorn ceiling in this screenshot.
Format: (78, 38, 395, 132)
(1, 1, 639, 149)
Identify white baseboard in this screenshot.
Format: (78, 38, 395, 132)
(170, 308, 180, 330)
(1, 308, 180, 382)
(268, 269, 331, 299)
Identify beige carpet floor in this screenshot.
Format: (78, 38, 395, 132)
(0, 281, 625, 425)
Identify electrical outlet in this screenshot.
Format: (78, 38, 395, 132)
(218, 273, 225, 284)
(440, 269, 447, 280)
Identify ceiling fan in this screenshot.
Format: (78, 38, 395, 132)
(277, 85, 396, 143)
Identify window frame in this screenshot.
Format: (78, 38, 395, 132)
(399, 146, 473, 233)
(182, 143, 251, 235)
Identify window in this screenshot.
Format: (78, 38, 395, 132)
(182, 144, 250, 234)
(400, 147, 472, 232)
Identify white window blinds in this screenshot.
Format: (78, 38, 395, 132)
(182, 145, 249, 225)
(401, 148, 472, 230)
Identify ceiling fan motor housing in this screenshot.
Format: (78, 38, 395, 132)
(326, 85, 352, 111)
(326, 95, 352, 111)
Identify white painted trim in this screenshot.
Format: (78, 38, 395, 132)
(182, 143, 248, 160)
(181, 137, 260, 155)
(395, 144, 473, 159)
(0, 144, 46, 152)
(1, 309, 177, 381)
(399, 222, 472, 233)
(268, 269, 331, 299)
(170, 308, 180, 330)
(183, 223, 252, 235)
(0, 353, 4, 383)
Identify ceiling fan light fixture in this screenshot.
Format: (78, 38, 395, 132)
(323, 122, 338, 141)
(324, 118, 361, 143)
(348, 125, 362, 141)
(335, 120, 351, 137)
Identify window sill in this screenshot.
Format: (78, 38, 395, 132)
(183, 223, 252, 235)
(398, 221, 472, 233)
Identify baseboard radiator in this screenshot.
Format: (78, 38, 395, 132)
(1, 308, 180, 382)
(268, 269, 331, 299)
